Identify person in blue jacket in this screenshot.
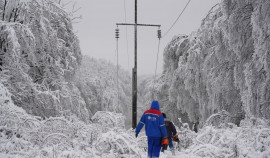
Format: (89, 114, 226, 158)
(135, 100, 169, 158)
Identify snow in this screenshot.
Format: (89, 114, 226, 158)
(1, 0, 270, 157)
(75, 56, 132, 127)
(141, 0, 270, 128)
(1, 82, 269, 157)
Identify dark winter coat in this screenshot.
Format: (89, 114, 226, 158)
(135, 101, 167, 138)
(164, 119, 177, 138)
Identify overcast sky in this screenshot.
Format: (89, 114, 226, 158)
(72, 0, 220, 76)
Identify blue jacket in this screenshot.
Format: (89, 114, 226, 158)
(135, 101, 167, 138)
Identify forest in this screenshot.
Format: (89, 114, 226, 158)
(0, 0, 269, 157)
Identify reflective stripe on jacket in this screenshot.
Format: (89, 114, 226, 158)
(135, 101, 167, 138)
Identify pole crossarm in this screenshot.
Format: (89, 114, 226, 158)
(116, 0, 161, 129)
(116, 23, 161, 27)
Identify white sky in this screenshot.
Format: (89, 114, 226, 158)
(72, 0, 220, 76)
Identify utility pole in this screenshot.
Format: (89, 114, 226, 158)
(116, 0, 161, 129)
(133, 0, 138, 130)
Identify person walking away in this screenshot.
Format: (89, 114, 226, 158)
(193, 117, 199, 133)
(135, 100, 169, 158)
(161, 113, 180, 156)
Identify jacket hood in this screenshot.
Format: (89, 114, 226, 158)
(150, 100, 160, 111)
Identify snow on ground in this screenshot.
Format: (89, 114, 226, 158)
(160, 151, 200, 158)
(1, 83, 270, 158)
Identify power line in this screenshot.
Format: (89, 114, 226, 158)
(116, 1, 161, 128)
(123, 0, 130, 69)
(115, 28, 120, 111)
(162, 0, 192, 38)
(151, 29, 162, 100)
(153, 0, 191, 93)
(154, 39, 161, 79)
(152, 38, 161, 98)
(117, 40, 119, 111)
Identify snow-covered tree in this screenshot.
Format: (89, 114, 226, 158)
(0, 0, 88, 121)
(150, 0, 270, 127)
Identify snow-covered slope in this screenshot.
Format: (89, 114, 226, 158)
(0, 0, 89, 121)
(155, 0, 270, 126)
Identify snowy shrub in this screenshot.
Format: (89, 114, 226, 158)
(0, 82, 11, 105)
(0, 103, 144, 157)
(181, 117, 270, 158)
(0, 84, 143, 158)
(1, 83, 270, 158)
(136, 134, 148, 152)
(94, 129, 143, 158)
(91, 111, 125, 130)
(177, 124, 196, 150)
(205, 110, 240, 128)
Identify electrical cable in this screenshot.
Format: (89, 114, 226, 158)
(152, 38, 161, 99)
(116, 38, 119, 111)
(162, 0, 192, 38)
(154, 39, 161, 84)
(117, 39, 119, 110)
(115, 28, 120, 111)
(123, 0, 130, 69)
(152, 0, 192, 98)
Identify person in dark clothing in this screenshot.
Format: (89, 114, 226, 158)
(161, 113, 179, 156)
(193, 117, 199, 133)
(135, 100, 169, 158)
(193, 121, 199, 133)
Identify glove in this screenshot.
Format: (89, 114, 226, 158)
(162, 142, 168, 150)
(173, 135, 180, 142)
(135, 133, 138, 138)
(161, 137, 169, 150)
(162, 144, 168, 150)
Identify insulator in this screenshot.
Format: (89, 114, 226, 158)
(157, 29, 161, 39)
(115, 28, 120, 39)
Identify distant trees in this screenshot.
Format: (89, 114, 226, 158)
(75, 56, 132, 127)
